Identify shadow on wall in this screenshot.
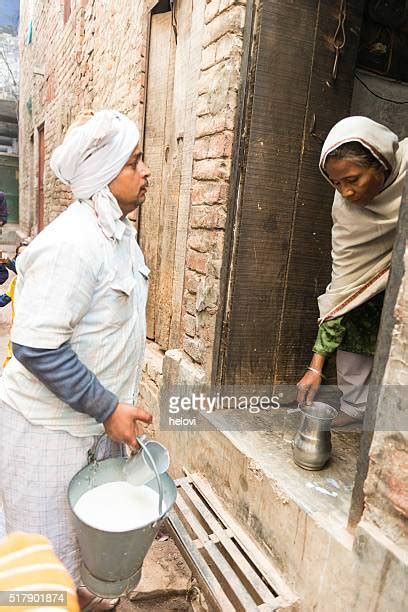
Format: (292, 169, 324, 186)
(352, 70, 408, 139)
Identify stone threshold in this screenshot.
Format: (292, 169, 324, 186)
(141, 343, 406, 610)
(142, 342, 357, 544)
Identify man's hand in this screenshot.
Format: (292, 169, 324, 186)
(103, 402, 153, 447)
(296, 371, 322, 406)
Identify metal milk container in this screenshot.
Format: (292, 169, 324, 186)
(292, 401, 338, 470)
(68, 436, 176, 598)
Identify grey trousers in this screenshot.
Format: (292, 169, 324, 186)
(336, 349, 374, 417)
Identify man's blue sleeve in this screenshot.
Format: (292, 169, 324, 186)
(12, 342, 118, 423)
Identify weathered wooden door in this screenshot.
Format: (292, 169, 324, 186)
(37, 124, 45, 232)
(217, 0, 365, 385)
(140, 9, 176, 345)
(140, 0, 205, 350)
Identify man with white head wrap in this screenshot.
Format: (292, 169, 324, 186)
(0, 110, 152, 599)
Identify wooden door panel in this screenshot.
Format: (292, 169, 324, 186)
(37, 125, 45, 232)
(272, 0, 365, 383)
(219, 0, 364, 385)
(155, 0, 192, 348)
(139, 12, 174, 340)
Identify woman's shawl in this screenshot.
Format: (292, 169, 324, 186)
(318, 116, 408, 323)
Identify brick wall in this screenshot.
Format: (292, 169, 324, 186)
(19, 0, 247, 378)
(182, 0, 246, 374)
(19, 0, 146, 233)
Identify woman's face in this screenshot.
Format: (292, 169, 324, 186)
(325, 158, 386, 206)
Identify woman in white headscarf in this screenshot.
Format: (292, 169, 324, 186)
(297, 116, 408, 429)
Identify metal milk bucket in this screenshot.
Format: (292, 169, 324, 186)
(68, 436, 177, 598)
(292, 402, 338, 470)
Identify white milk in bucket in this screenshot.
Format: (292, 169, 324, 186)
(74, 481, 160, 532)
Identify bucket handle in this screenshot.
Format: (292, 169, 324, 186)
(87, 433, 111, 465)
(136, 435, 165, 522)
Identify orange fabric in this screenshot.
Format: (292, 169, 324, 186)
(0, 532, 79, 611)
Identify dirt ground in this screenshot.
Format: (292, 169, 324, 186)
(118, 534, 207, 611)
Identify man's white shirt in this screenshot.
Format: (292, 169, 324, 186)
(0, 201, 149, 437)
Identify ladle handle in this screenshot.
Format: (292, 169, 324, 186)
(136, 436, 165, 521)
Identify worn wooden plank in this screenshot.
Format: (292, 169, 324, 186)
(169, 0, 206, 349)
(37, 124, 45, 232)
(220, 0, 364, 385)
(188, 472, 298, 604)
(221, 1, 319, 385)
(155, 0, 191, 349)
(140, 3, 206, 349)
(274, 0, 365, 383)
(139, 12, 173, 339)
(176, 493, 260, 610)
(213, 0, 258, 384)
(166, 510, 234, 612)
(179, 479, 278, 605)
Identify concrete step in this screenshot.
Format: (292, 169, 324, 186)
(141, 346, 407, 611)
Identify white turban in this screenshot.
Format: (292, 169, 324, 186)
(50, 110, 140, 240)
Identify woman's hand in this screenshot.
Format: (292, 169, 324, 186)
(296, 353, 326, 405)
(297, 370, 322, 405)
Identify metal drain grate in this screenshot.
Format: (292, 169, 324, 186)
(166, 472, 298, 611)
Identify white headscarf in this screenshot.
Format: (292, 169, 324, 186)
(318, 116, 408, 322)
(50, 110, 140, 240)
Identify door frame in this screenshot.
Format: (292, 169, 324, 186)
(36, 123, 45, 232)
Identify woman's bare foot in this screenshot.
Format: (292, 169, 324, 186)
(331, 411, 363, 431)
